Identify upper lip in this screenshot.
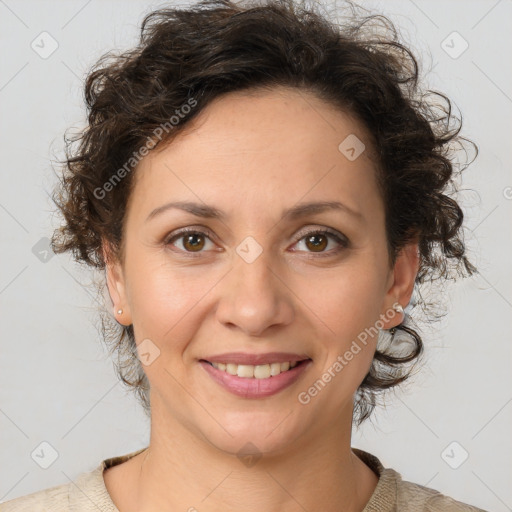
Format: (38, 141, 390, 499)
(201, 352, 311, 365)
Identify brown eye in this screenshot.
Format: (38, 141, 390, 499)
(304, 233, 328, 252)
(182, 233, 206, 252)
(165, 228, 215, 254)
(293, 228, 349, 256)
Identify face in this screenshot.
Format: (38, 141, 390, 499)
(105, 86, 418, 456)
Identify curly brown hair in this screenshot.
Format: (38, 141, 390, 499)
(50, 0, 477, 425)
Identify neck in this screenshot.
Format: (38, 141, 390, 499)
(126, 399, 378, 512)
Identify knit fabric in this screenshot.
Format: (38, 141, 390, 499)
(1, 447, 487, 511)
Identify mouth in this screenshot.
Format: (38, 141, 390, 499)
(199, 358, 311, 379)
(198, 357, 313, 398)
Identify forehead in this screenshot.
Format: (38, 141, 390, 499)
(129, 86, 380, 220)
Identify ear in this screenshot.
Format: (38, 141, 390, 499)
(380, 241, 419, 329)
(103, 240, 132, 325)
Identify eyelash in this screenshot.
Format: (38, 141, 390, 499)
(164, 226, 349, 258)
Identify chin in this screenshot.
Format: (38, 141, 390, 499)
(198, 409, 306, 459)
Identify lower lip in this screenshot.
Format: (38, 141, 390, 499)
(199, 360, 312, 398)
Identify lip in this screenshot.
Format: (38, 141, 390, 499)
(201, 352, 310, 365)
(199, 359, 313, 398)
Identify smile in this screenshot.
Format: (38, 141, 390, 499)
(199, 359, 312, 398)
(207, 360, 300, 379)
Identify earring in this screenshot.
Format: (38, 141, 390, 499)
(117, 308, 123, 315)
(393, 303, 404, 315)
(389, 303, 404, 336)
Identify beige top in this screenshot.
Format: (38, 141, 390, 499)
(1, 447, 487, 511)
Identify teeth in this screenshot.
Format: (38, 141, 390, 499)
(237, 365, 254, 378)
(270, 362, 281, 376)
(210, 360, 302, 379)
(226, 363, 237, 376)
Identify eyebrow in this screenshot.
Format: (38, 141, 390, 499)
(145, 200, 362, 223)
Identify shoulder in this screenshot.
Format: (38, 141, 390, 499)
(396, 475, 488, 511)
(0, 465, 107, 511)
(0, 482, 71, 511)
(1, 447, 147, 512)
(353, 448, 488, 512)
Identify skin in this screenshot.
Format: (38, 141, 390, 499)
(103, 85, 419, 512)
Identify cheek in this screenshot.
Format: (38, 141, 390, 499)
(294, 259, 385, 393)
(124, 253, 215, 346)
(299, 276, 381, 408)
(300, 262, 386, 339)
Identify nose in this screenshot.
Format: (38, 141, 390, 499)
(215, 248, 294, 337)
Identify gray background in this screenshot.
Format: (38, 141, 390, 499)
(1, 0, 511, 510)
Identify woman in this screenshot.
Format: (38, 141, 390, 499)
(2, 0, 486, 510)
